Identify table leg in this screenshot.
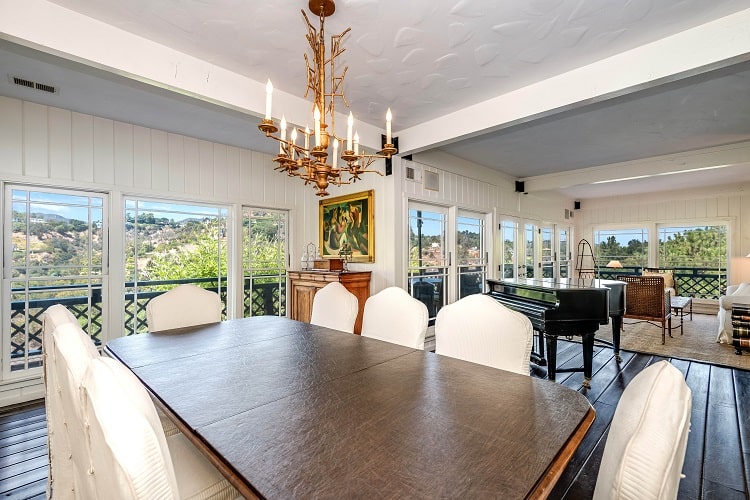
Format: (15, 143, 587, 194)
(545, 334, 557, 382)
(582, 332, 594, 389)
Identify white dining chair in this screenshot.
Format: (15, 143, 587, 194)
(593, 360, 692, 500)
(310, 282, 359, 333)
(42, 305, 81, 500)
(146, 284, 222, 332)
(361, 286, 428, 349)
(51, 322, 102, 499)
(81, 356, 239, 499)
(435, 294, 534, 375)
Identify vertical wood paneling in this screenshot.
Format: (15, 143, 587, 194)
(150, 130, 169, 192)
(48, 107, 72, 180)
(213, 144, 228, 199)
(113, 122, 134, 188)
(199, 140, 213, 197)
(22, 102, 48, 179)
(184, 137, 200, 195)
(717, 196, 728, 217)
(133, 125, 151, 190)
(226, 146, 240, 201)
(695, 198, 707, 218)
(71, 112, 94, 182)
(93, 117, 115, 185)
(249, 150, 265, 201)
(167, 133, 185, 193)
(706, 197, 718, 218)
(0, 97, 23, 174)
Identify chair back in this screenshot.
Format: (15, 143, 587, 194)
(361, 287, 428, 349)
(593, 360, 692, 500)
(81, 357, 180, 499)
(435, 294, 533, 375)
(42, 305, 80, 499)
(621, 275, 670, 320)
(146, 284, 222, 332)
(310, 282, 359, 333)
(51, 322, 101, 498)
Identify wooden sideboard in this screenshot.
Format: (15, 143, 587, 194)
(287, 270, 371, 334)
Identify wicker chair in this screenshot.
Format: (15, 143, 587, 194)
(620, 275, 673, 344)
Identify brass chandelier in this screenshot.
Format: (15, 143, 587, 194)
(258, 0, 397, 197)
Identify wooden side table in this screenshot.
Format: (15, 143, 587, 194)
(287, 270, 371, 334)
(670, 296, 692, 336)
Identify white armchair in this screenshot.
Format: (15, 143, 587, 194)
(717, 283, 750, 343)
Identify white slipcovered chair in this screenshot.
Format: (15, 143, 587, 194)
(593, 360, 692, 500)
(717, 283, 750, 343)
(51, 322, 103, 498)
(361, 287, 429, 349)
(146, 284, 222, 332)
(81, 356, 239, 499)
(42, 304, 81, 499)
(434, 294, 534, 376)
(310, 282, 359, 333)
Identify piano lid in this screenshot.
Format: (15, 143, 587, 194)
(494, 277, 616, 290)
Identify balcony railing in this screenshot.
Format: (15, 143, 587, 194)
(9, 276, 285, 371)
(597, 265, 726, 299)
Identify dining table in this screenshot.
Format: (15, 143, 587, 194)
(104, 316, 595, 499)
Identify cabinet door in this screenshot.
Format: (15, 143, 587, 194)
(290, 281, 320, 323)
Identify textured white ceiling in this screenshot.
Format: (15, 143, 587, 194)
(2, 0, 750, 199)
(44, 0, 750, 128)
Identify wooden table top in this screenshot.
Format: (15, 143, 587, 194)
(105, 316, 595, 499)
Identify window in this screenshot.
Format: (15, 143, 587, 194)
(243, 208, 288, 316)
(124, 199, 228, 335)
(500, 220, 518, 279)
(3, 186, 107, 377)
(594, 228, 649, 275)
(558, 228, 570, 278)
(407, 204, 447, 324)
(540, 226, 554, 278)
(657, 224, 727, 299)
(456, 212, 487, 299)
(524, 223, 535, 278)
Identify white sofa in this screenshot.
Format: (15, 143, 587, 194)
(717, 283, 750, 343)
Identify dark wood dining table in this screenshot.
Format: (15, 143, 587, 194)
(104, 316, 595, 499)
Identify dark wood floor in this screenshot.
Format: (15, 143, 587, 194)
(1, 339, 749, 499)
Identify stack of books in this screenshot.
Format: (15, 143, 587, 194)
(731, 304, 750, 354)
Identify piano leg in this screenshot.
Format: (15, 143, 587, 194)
(545, 334, 557, 382)
(612, 314, 622, 362)
(582, 331, 594, 389)
(536, 330, 546, 366)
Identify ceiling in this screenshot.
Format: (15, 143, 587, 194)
(2, 0, 750, 200)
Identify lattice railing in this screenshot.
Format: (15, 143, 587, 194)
(597, 265, 726, 299)
(10, 276, 286, 368)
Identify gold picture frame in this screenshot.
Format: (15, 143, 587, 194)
(319, 190, 374, 262)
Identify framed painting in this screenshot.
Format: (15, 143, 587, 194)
(319, 190, 374, 262)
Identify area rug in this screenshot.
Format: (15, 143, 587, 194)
(596, 313, 750, 371)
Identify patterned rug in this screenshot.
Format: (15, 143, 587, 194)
(596, 313, 750, 371)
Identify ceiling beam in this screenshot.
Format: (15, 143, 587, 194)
(396, 8, 750, 155)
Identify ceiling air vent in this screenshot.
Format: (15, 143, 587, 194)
(11, 75, 58, 94)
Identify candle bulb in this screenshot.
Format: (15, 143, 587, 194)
(304, 125, 310, 157)
(280, 116, 287, 154)
(290, 127, 297, 159)
(346, 112, 353, 151)
(386, 108, 392, 144)
(313, 106, 321, 147)
(353, 132, 359, 155)
(265, 80, 273, 120)
(332, 138, 338, 169)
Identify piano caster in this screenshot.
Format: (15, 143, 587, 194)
(615, 352, 622, 362)
(582, 377, 592, 389)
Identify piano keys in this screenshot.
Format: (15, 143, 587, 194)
(486, 278, 624, 388)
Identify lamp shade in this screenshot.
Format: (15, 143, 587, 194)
(606, 260, 623, 269)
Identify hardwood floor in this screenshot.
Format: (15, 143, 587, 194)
(1, 339, 748, 499)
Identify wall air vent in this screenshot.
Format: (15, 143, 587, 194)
(10, 75, 58, 94)
(403, 162, 422, 183)
(424, 170, 440, 191)
(405, 166, 415, 180)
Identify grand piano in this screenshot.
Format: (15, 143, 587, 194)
(486, 278, 625, 388)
